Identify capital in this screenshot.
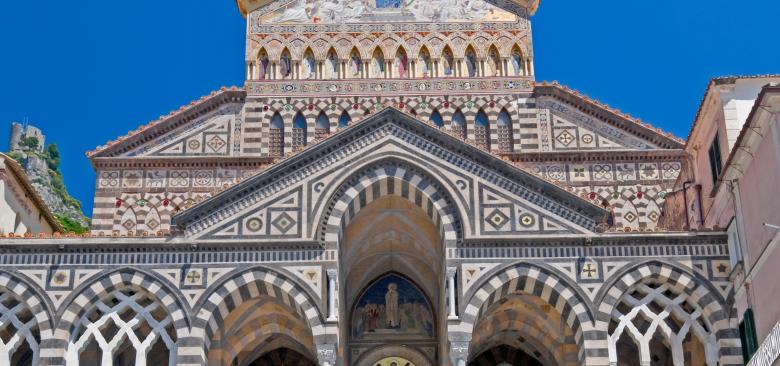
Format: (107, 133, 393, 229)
(317, 344, 337, 365)
(447, 267, 458, 278)
(326, 268, 338, 278)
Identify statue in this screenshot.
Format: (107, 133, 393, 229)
(280, 52, 292, 78)
(326, 52, 338, 79)
(443, 49, 454, 76)
(271, 0, 313, 23)
(373, 52, 385, 78)
(488, 49, 499, 76)
(258, 53, 269, 80)
(351, 51, 361, 77)
(465, 51, 477, 77)
(511, 51, 522, 76)
(419, 53, 431, 77)
(303, 52, 315, 79)
(396, 50, 408, 78)
(385, 283, 399, 328)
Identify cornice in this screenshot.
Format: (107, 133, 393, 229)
(91, 156, 275, 170)
(503, 149, 688, 164)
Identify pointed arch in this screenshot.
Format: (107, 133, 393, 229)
(451, 109, 467, 140)
(116, 207, 138, 234)
(339, 110, 352, 128)
(497, 108, 514, 152)
(269, 112, 285, 157)
(600, 261, 730, 366)
(475, 109, 491, 151)
(315, 111, 330, 139)
(0, 271, 53, 366)
(292, 111, 308, 150)
(144, 206, 162, 234)
(430, 109, 444, 127)
(456, 262, 596, 366)
(191, 266, 328, 363)
(58, 268, 190, 366)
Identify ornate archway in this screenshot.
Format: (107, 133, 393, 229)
(354, 345, 433, 366)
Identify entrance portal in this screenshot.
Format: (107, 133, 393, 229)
(375, 357, 415, 366)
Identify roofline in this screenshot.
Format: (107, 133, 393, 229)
(534, 83, 685, 149)
(174, 107, 609, 230)
(0, 153, 63, 233)
(234, 0, 542, 18)
(686, 74, 780, 145)
(717, 84, 780, 184)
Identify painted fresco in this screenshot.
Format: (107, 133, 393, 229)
(260, 0, 517, 24)
(351, 274, 435, 341)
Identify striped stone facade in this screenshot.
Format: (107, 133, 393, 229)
(0, 1, 747, 365)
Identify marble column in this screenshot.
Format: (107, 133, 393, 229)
(326, 269, 338, 322)
(447, 267, 458, 319)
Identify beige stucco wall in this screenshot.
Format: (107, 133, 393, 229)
(0, 179, 55, 235)
(737, 111, 780, 341)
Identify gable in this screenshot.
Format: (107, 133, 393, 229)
(175, 108, 609, 242)
(88, 89, 245, 158)
(533, 85, 685, 152)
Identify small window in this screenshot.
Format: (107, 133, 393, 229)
(708, 133, 724, 185)
(727, 220, 742, 268)
(739, 308, 759, 364)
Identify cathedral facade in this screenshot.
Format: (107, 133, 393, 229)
(0, 1, 744, 366)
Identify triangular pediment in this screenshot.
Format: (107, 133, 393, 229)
(174, 108, 608, 242)
(533, 85, 684, 151)
(88, 89, 245, 158)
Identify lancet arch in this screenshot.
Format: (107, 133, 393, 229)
(0, 271, 52, 366)
(457, 262, 596, 366)
(57, 268, 188, 366)
(317, 159, 465, 250)
(598, 261, 734, 366)
(191, 265, 328, 363)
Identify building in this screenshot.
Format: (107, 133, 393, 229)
(9, 122, 46, 153)
(0, 1, 748, 366)
(0, 153, 61, 236)
(664, 77, 780, 366)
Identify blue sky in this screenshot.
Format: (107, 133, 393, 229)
(1, 0, 778, 217)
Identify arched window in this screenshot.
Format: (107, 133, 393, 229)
(257, 48, 270, 80)
(339, 110, 351, 128)
(452, 109, 466, 140)
(497, 109, 513, 152)
(269, 112, 284, 157)
(475, 109, 490, 151)
(430, 109, 444, 127)
(316, 111, 330, 139)
(465, 45, 478, 77)
(292, 112, 307, 150)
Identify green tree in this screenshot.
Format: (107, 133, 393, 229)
(19, 136, 39, 151)
(44, 143, 61, 170)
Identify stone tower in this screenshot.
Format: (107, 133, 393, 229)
(8, 122, 45, 152)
